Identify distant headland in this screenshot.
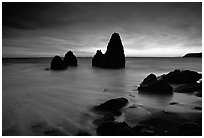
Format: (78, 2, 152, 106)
(183, 52, 202, 58)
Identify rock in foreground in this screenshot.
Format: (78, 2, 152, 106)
(138, 74, 173, 94)
(92, 33, 126, 68)
(161, 70, 202, 84)
(174, 83, 202, 93)
(94, 97, 128, 112)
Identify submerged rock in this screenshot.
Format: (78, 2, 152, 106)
(96, 121, 133, 136)
(63, 51, 78, 67)
(138, 74, 173, 94)
(92, 32, 126, 68)
(50, 55, 65, 70)
(94, 97, 128, 112)
(161, 70, 202, 84)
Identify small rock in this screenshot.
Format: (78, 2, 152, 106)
(138, 78, 173, 94)
(192, 106, 202, 110)
(169, 102, 178, 105)
(95, 97, 128, 112)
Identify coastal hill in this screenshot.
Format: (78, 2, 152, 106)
(183, 52, 202, 58)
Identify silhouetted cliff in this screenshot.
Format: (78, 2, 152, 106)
(183, 52, 202, 58)
(92, 33, 125, 68)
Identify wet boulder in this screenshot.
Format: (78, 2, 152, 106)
(92, 32, 126, 68)
(63, 51, 78, 67)
(161, 70, 202, 84)
(174, 83, 202, 94)
(96, 121, 133, 136)
(94, 97, 128, 112)
(140, 74, 157, 85)
(138, 74, 173, 94)
(50, 55, 65, 70)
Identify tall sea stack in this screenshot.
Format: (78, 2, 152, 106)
(92, 33, 126, 68)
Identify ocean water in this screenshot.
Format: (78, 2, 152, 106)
(2, 57, 202, 135)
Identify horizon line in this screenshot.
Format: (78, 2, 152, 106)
(2, 56, 184, 58)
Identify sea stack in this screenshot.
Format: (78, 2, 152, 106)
(63, 51, 78, 67)
(92, 32, 125, 68)
(50, 51, 78, 70)
(50, 55, 65, 70)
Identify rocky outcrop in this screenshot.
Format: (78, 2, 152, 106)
(183, 52, 202, 58)
(174, 83, 202, 93)
(94, 97, 128, 112)
(92, 33, 126, 68)
(161, 70, 202, 84)
(138, 74, 173, 94)
(92, 50, 105, 67)
(50, 55, 65, 70)
(63, 51, 78, 67)
(50, 51, 78, 70)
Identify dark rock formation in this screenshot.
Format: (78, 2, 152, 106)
(94, 97, 128, 112)
(63, 51, 78, 67)
(50, 51, 78, 70)
(50, 55, 65, 70)
(161, 70, 202, 84)
(183, 52, 202, 58)
(92, 50, 105, 67)
(177, 122, 202, 136)
(140, 74, 157, 85)
(138, 74, 173, 94)
(174, 83, 202, 93)
(96, 121, 133, 136)
(92, 33, 126, 68)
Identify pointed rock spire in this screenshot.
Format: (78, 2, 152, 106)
(92, 32, 126, 68)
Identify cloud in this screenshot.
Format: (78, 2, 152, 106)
(2, 2, 202, 57)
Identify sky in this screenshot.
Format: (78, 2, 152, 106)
(2, 2, 202, 57)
